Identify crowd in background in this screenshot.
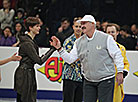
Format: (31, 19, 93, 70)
(0, 0, 138, 50)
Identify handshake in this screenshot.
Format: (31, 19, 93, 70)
(50, 36, 62, 51)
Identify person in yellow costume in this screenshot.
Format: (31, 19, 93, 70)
(105, 23, 129, 102)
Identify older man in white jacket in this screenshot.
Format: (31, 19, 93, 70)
(50, 15, 124, 102)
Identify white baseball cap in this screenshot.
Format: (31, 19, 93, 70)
(77, 15, 96, 24)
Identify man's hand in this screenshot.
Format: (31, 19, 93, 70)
(50, 36, 61, 50)
(5, 9, 9, 13)
(116, 72, 123, 86)
(58, 26, 63, 32)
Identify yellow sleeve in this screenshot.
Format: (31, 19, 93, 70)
(119, 44, 129, 72)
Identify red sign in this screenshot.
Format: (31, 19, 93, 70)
(45, 57, 63, 82)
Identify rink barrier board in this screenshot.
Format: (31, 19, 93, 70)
(0, 88, 138, 102)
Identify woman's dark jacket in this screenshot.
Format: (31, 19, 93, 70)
(14, 34, 56, 102)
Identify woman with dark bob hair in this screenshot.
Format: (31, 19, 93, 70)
(0, 26, 16, 46)
(14, 17, 56, 102)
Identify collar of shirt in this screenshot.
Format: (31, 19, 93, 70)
(86, 29, 97, 40)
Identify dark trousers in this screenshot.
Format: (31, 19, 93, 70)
(83, 77, 115, 102)
(63, 79, 83, 102)
(17, 93, 22, 102)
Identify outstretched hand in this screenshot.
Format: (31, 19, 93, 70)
(0, 52, 22, 66)
(11, 53, 22, 61)
(50, 36, 61, 49)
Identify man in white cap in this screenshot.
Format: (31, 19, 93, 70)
(50, 15, 124, 102)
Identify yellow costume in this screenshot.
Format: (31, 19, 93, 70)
(97, 42, 129, 102)
(113, 42, 129, 102)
